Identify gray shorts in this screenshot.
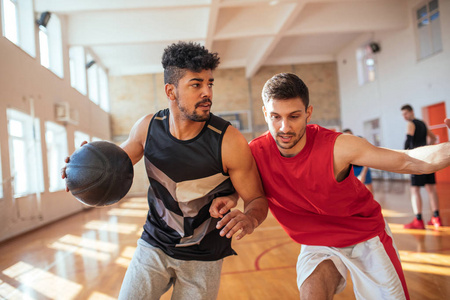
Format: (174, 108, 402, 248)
(118, 238, 223, 300)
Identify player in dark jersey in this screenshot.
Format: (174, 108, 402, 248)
(63, 41, 268, 300)
(401, 104, 441, 229)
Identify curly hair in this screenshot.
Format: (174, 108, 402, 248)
(262, 73, 309, 108)
(162, 41, 220, 86)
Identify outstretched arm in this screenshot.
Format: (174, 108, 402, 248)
(335, 119, 450, 176)
(215, 126, 268, 240)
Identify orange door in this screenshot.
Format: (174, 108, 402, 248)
(424, 102, 450, 183)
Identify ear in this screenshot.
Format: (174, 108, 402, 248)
(165, 83, 176, 100)
(306, 105, 313, 123)
(262, 105, 269, 123)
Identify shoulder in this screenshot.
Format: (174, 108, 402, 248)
(249, 131, 270, 149)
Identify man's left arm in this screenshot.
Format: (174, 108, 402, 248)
(337, 119, 450, 176)
(214, 126, 268, 240)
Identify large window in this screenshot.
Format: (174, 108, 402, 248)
(415, 0, 442, 60)
(45, 122, 68, 192)
(7, 109, 44, 197)
(69, 46, 87, 95)
(87, 53, 110, 112)
(356, 43, 378, 85)
(1, 0, 35, 57)
(38, 13, 63, 77)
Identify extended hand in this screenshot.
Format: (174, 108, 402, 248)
(210, 193, 239, 218)
(216, 210, 258, 240)
(61, 141, 88, 192)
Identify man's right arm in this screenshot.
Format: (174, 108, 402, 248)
(121, 114, 153, 165)
(404, 121, 415, 150)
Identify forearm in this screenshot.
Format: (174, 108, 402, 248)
(243, 196, 268, 228)
(407, 142, 450, 174)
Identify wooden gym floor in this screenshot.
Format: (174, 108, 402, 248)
(0, 179, 449, 300)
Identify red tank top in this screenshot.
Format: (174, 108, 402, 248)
(249, 125, 385, 247)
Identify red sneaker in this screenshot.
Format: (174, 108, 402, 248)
(427, 217, 442, 229)
(404, 218, 425, 229)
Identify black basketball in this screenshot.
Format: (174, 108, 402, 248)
(65, 141, 134, 206)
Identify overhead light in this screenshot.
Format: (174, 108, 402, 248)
(36, 11, 51, 28)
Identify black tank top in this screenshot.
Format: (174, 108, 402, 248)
(411, 119, 428, 148)
(141, 109, 236, 261)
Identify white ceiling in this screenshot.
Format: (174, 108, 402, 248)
(34, 0, 409, 78)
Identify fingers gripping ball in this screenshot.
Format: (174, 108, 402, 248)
(65, 141, 134, 206)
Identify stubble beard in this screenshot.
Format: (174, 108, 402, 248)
(177, 99, 212, 122)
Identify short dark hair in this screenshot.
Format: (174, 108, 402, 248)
(162, 41, 220, 86)
(342, 128, 353, 134)
(261, 73, 309, 108)
(401, 104, 413, 111)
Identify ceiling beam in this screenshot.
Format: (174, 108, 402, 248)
(245, 2, 306, 78)
(205, 0, 220, 50)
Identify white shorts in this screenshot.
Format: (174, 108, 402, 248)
(297, 221, 409, 300)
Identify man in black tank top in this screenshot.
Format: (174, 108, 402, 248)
(115, 41, 268, 299)
(401, 104, 441, 230)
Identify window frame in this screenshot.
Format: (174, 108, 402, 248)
(413, 0, 442, 60)
(7, 109, 45, 198)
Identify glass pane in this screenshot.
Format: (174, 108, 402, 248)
(431, 15, 442, 53)
(3, 0, 18, 44)
(39, 29, 50, 68)
(416, 5, 427, 20)
(9, 119, 24, 137)
(430, 11, 439, 21)
(12, 139, 28, 195)
(418, 18, 429, 28)
(429, 0, 438, 12)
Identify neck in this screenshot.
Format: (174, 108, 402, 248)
(169, 112, 206, 140)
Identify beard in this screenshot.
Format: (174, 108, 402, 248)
(272, 125, 306, 151)
(177, 98, 212, 122)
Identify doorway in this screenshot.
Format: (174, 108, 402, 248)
(423, 102, 449, 183)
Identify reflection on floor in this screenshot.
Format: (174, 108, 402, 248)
(0, 179, 449, 300)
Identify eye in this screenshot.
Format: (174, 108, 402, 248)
(192, 83, 199, 88)
(290, 115, 300, 119)
(270, 115, 280, 120)
(208, 83, 214, 88)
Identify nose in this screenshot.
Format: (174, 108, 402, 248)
(280, 119, 290, 132)
(202, 85, 212, 99)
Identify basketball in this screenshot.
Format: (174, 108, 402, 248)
(65, 141, 134, 206)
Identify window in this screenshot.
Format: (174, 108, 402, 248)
(45, 122, 68, 192)
(87, 53, 99, 105)
(87, 53, 110, 111)
(74, 131, 90, 149)
(98, 67, 110, 112)
(1, 0, 36, 57)
(38, 13, 63, 77)
(7, 109, 44, 197)
(415, 0, 442, 59)
(356, 43, 377, 85)
(69, 46, 87, 95)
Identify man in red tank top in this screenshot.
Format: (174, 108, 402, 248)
(227, 73, 450, 300)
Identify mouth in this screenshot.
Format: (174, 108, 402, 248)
(277, 133, 295, 143)
(196, 99, 212, 109)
